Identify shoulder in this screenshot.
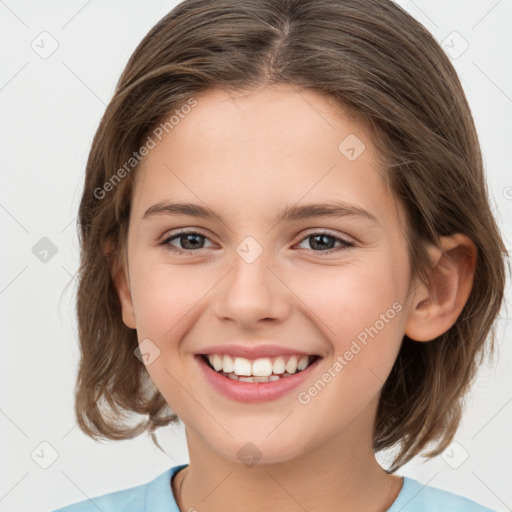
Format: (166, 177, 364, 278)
(50, 464, 187, 512)
(388, 476, 497, 512)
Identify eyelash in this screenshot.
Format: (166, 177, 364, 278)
(159, 229, 354, 256)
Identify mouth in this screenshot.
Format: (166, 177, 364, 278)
(195, 352, 323, 403)
(199, 353, 322, 383)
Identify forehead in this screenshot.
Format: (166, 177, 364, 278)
(131, 85, 399, 227)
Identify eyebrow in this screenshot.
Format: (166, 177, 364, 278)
(142, 200, 377, 224)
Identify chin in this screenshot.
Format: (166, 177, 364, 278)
(201, 429, 314, 468)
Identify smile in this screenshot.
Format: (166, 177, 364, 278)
(201, 354, 321, 382)
(196, 353, 323, 403)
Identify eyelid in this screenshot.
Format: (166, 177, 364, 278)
(162, 227, 211, 239)
(298, 228, 354, 244)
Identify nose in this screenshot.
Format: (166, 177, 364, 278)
(212, 245, 292, 328)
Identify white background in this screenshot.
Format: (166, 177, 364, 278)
(1, 1, 511, 511)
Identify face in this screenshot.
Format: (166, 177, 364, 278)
(116, 84, 416, 465)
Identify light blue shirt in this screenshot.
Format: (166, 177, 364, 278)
(50, 464, 497, 511)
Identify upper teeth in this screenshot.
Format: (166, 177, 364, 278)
(206, 354, 312, 376)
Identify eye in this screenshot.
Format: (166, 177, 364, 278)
(159, 229, 354, 256)
(296, 231, 354, 255)
(160, 230, 214, 255)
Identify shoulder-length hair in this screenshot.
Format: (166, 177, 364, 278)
(73, 0, 507, 472)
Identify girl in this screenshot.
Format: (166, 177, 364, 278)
(53, 0, 507, 510)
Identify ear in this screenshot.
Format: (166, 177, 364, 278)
(103, 237, 136, 330)
(404, 233, 477, 342)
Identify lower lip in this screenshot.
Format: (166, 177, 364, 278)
(195, 355, 322, 403)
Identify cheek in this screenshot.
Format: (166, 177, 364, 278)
(294, 256, 404, 332)
(294, 252, 407, 377)
(128, 260, 203, 409)
(130, 256, 212, 329)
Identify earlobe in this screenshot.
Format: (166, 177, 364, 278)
(404, 233, 477, 342)
(103, 238, 137, 330)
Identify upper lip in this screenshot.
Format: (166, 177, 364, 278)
(197, 344, 321, 359)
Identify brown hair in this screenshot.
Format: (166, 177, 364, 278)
(73, 0, 507, 472)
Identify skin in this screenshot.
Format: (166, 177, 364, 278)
(111, 84, 477, 512)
